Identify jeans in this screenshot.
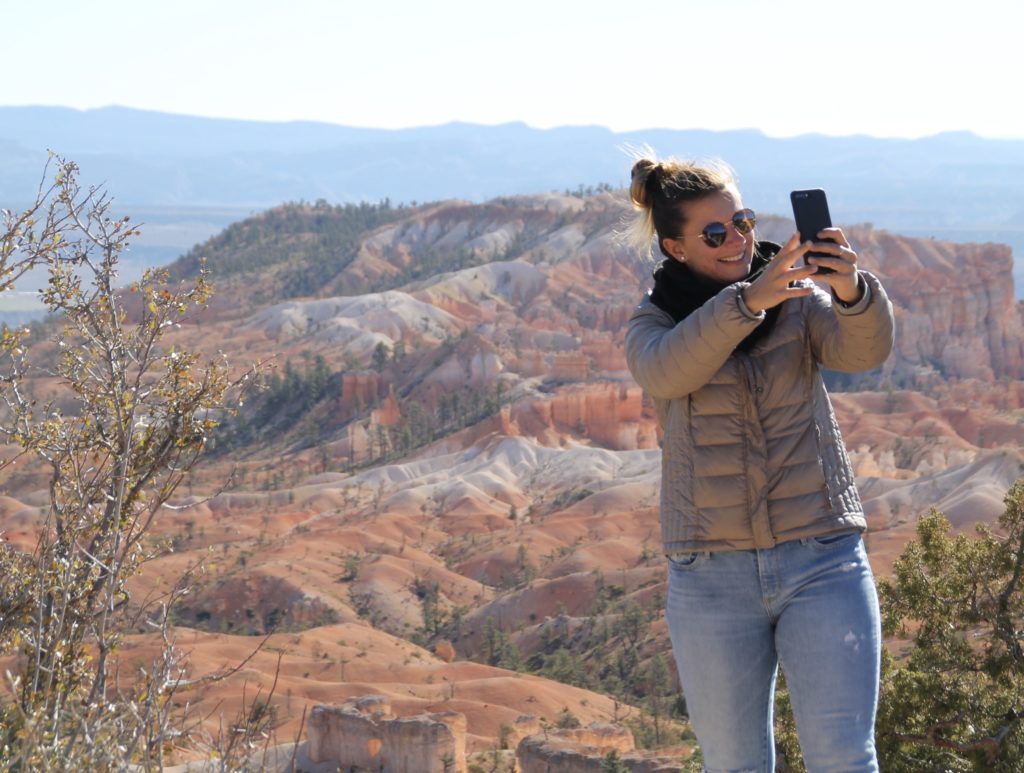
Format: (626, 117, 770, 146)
(665, 531, 881, 773)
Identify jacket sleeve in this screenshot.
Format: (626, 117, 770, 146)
(805, 270, 895, 372)
(625, 284, 766, 399)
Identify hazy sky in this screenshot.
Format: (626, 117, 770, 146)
(3, 0, 1020, 138)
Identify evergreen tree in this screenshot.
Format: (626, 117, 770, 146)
(875, 478, 1024, 770)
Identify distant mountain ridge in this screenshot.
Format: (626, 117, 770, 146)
(0, 106, 1020, 214)
(2, 105, 1022, 295)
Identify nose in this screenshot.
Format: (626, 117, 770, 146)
(724, 220, 749, 248)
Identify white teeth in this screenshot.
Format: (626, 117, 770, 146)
(720, 255, 744, 262)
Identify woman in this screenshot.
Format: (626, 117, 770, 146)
(624, 157, 894, 772)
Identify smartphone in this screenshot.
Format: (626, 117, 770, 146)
(790, 189, 835, 274)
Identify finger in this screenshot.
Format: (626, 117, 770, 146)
(817, 227, 850, 248)
(838, 245, 858, 266)
(811, 241, 846, 258)
(807, 256, 856, 273)
(809, 243, 858, 268)
(785, 262, 820, 281)
(771, 233, 803, 266)
(775, 239, 812, 271)
(783, 232, 802, 250)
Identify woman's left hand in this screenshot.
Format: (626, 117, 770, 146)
(807, 227, 862, 304)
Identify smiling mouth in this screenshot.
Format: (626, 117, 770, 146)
(719, 254, 745, 263)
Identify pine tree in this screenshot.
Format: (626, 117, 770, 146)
(876, 478, 1024, 770)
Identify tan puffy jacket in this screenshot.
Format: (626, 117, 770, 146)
(626, 271, 894, 553)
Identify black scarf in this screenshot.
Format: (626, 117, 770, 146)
(649, 240, 783, 354)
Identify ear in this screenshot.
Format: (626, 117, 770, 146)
(662, 237, 686, 262)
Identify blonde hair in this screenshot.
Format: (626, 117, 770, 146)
(626, 154, 737, 259)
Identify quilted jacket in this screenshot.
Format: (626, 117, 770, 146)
(625, 265, 894, 553)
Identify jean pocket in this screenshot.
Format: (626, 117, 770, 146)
(667, 551, 707, 570)
(804, 530, 860, 551)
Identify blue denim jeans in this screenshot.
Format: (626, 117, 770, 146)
(665, 531, 881, 773)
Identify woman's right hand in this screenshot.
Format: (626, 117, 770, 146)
(741, 233, 819, 314)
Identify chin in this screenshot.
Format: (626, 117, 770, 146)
(717, 257, 752, 280)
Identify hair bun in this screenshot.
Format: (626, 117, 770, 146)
(630, 158, 659, 209)
(623, 153, 735, 259)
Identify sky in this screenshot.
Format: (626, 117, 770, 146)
(2, 0, 1021, 139)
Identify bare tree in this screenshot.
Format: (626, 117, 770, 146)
(0, 156, 256, 770)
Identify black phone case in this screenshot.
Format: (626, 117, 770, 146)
(790, 189, 835, 274)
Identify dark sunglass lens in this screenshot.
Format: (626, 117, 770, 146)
(702, 222, 728, 248)
(733, 209, 756, 234)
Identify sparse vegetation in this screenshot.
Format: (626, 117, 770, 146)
(447, 570, 693, 749)
(875, 479, 1024, 770)
(555, 707, 581, 729)
(213, 341, 511, 466)
(0, 158, 259, 768)
(211, 352, 334, 452)
(173, 199, 404, 298)
(340, 551, 362, 581)
(563, 182, 615, 199)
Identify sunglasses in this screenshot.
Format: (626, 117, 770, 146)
(677, 208, 757, 249)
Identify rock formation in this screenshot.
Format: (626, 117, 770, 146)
(341, 371, 383, 414)
(853, 227, 1024, 381)
(307, 696, 467, 773)
(514, 383, 658, 450)
(306, 701, 686, 773)
(745, 218, 1024, 383)
(517, 723, 686, 772)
